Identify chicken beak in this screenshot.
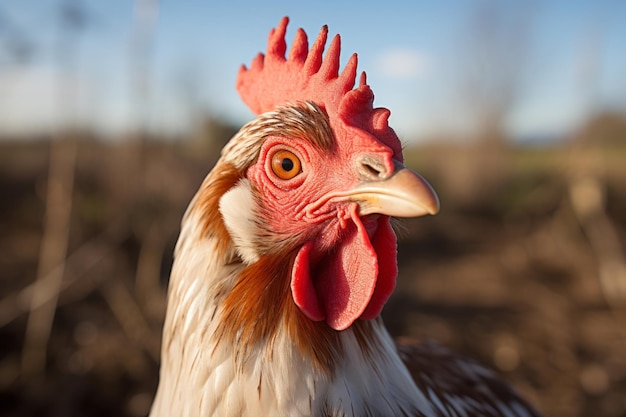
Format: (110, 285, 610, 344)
(349, 163, 440, 218)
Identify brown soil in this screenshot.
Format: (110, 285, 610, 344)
(1, 139, 625, 417)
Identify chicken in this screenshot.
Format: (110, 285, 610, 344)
(149, 17, 543, 417)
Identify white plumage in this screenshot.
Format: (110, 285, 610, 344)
(149, 17, 543, 417)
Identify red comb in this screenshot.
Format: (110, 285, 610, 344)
(237, 17, 402, 159)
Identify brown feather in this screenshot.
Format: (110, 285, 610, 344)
(217, 249, 340, 373)
(220, 101, 335, 173)
(218, 251, 339, 372)
(193, 162, 242, 258)
(217, 245, 386, 376)
(397, 339, 543, 417)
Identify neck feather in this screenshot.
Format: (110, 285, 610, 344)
(151, 164, 435, 417)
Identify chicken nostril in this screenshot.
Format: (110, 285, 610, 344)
(364, 164, 382, 178)
(357, 155, 391, 181)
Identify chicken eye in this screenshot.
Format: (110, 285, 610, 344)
(270, 150, 302, 180)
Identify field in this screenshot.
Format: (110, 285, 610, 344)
(1, 130, 625, 416)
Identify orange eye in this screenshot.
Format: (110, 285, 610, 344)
(270, 149, 302, 180)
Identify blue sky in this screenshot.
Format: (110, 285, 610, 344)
(0, 0, 624, 142)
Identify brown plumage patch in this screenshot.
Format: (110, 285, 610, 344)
(193, 162, 243, 258)
(217, 248, 386, 376)
(218, 249, 344, 374)
(272, 101, 336, 151)
(221, 101, 336, 170)
(397, 339, 543, 417)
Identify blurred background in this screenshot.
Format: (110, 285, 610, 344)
(1, 0, 625, 416)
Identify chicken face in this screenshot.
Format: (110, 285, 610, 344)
(215, 16, 440, 332)
(219, 102, 438, 331)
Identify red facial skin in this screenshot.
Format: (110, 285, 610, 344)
(245, 134, 399, 331)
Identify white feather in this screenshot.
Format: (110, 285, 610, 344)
(149, 162, 486, 417)
(219, 179, 261, 264)
(150, 204, 437, 417)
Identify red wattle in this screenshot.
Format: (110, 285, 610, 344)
(290, 211, 398, 331)
(291, 241, 325, 321)
(314, 214, 378, 330)
(360, 216, 397, 319)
